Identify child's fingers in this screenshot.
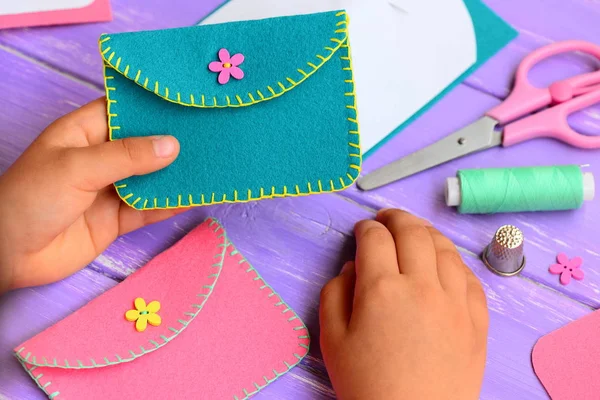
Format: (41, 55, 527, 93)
(466, 271, 489, 334)
(42, 98, 109, 147)
(353, 220, 400, 291)
(376, 209, 438, 283)
(63, 135, 180, 192)
(426, 227, 467, 295)
(319, 262, 356, 341)
(427, 225, 488, 331)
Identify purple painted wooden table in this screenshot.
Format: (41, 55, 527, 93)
(1, 1, 599, 398)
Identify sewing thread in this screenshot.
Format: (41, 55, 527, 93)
(448, 165, 593, 214)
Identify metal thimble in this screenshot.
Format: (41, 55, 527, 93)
(482, 225, 526, 277)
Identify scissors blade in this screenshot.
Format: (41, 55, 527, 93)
(357, 116, 502, 191)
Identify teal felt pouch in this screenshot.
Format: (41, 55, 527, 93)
(99, 10, 360, 210)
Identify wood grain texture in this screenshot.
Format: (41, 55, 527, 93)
(1, 0, 600, 398)
(464, 0, 600, 127)
(117, 196, 594, 399)
(348, 84, 600, 309)
(0, 47, 103, 173)
(0, 193, 592, 399)
(0, 0, 226, 89)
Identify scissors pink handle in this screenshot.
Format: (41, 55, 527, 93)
(487, 40, 600, 124)
(487, 40, 600, 149)
(503, 88, 600, 148)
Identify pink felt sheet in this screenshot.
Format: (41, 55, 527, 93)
(0, 0, 111, 30)
(14, 218, 310, 399)
(533, 309, 600, 399)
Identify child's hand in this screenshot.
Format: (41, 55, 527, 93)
(320, 209, 489, 400)
(0, 98, 183, 293)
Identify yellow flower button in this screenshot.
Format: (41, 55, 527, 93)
(125, 297, 162, 332)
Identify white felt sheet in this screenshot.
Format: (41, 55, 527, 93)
(202, 0, 478, 153)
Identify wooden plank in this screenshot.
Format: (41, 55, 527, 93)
(467, 0, 600, 112)
(2, 0, 599, 112)
(170, 195, 591, 399)
(0, 0, 226, 88)
(484, 0, 600, 44)
(0, 192, 592, 399)
(347, 84, 600, 308)
(0, 47, 103, 172)
(1, 2, 599, 397)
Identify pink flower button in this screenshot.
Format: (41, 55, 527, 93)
(549, 253, 584, 285)
(208, 48, 245, 85)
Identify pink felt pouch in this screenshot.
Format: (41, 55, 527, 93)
(13, 218, 310, 400)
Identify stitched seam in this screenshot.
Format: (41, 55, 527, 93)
(14, 219, 227, 369)
(14, 219, 309, 400)
(98, 11, 349, 109)
(224, 229, 310, 400)
(101, 10, 361, 210)
(18, 363, 60, 399)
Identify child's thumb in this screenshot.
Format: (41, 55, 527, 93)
(64, 135, 180, 192)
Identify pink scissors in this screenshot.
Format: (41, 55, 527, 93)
(358, 40, 600, 191)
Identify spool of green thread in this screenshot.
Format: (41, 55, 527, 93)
(445, 165, 595, 214)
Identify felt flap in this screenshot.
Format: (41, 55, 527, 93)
(532, 309, 600, 399)
(13, 218, 227, 369)
(98, 10, 349, 108)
